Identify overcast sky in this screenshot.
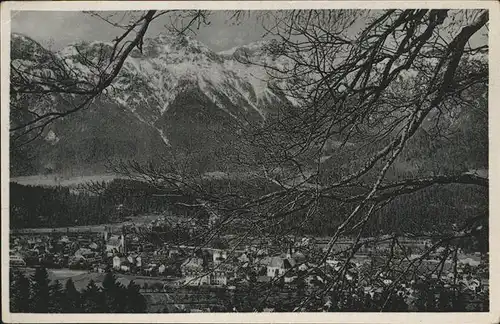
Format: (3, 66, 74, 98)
(11, 11, 270, 52)
(11, 10, 487, 52)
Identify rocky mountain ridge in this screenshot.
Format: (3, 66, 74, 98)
(10, 32, 293, 175)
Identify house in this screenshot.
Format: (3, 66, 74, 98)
(96, 263, 108, 273)
(83, 255, 102, 265)
(256, 248, 268, 257)
(168, 248, 180, 258)
(144, 264, 159, 276)
(120, 263, 131, 272)
(181, 257, 210, 286)
(136, 256, 142, 267)
(210, 270, 228, 286)
(212, 250, 227, 264)
(326, 258, 342, 271)
(210, 263, 234, 286)
(59, 236, 70, 244)
(295, 237, 314, 248)
(75, 247, 91, 255)
(106, 235, 125, 254)
(181, 257, 204, 274)
(238, 253, 250, 264)
(127, 255, 136, 265)
(113, 256, 128, 270)
(264, 256, 296, 278)
(284, 270, 297, 283)
(26, 239, 37, 249)
(10, 253, 26, 267)
(292, 251, 306, 264)
(304, 267, 326, 287)
(184, 272, 211, 286)
(74, 248, 94, 259)
(113, 256, 121, 269)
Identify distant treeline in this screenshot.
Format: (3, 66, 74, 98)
(9, 179, 206, 229)
(10, 178, 488, 243)
(257, 183, 487, 240)
(369, 184, 488, 235)
(322, 184, 487, 237)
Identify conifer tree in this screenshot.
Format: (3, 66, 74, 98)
(31, 267, 50, 313)
(10, 271, 31, 312)
(81, 280, 105, 312)
(101, 271, 131, 312)
(63, 278, 81, 312)
(48, 280, 65, 313)
(125, 280, 147, 313)
(452, 289, 467, 312)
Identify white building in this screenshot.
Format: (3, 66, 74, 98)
(210, 270, 228, 286)
(181, 257, 232, 286)
(181, 257, 205, 285)
(213, 250, 228, 264)
(120, 264, 130, 272)
(106, 235, 125, 254)
(184, 273, 211, 286)
(264, 256, 296, 278)
(113, 256, 128, 270)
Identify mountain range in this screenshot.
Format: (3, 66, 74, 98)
(10, 33, 293, 176)
(10, 32, 488, 181)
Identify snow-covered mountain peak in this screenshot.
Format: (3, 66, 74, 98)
(107, 34, 291, 119)
(11, 32, 295, 151)
(137, 32, 222, 64)
(218, 39, 275, 57)
(153, 32, 211, 51)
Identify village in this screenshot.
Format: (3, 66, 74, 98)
(9, 210, 489, 312)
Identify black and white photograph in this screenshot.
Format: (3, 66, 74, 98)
(1, 1, 497, 322)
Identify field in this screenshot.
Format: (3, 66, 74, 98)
(10, 173, 119, 187)
(10, 213, 163, 234)
(18, 268, 88, 284)
(17, 268, 174, 291)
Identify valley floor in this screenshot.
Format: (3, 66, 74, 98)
(10, 173, 118, 187)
